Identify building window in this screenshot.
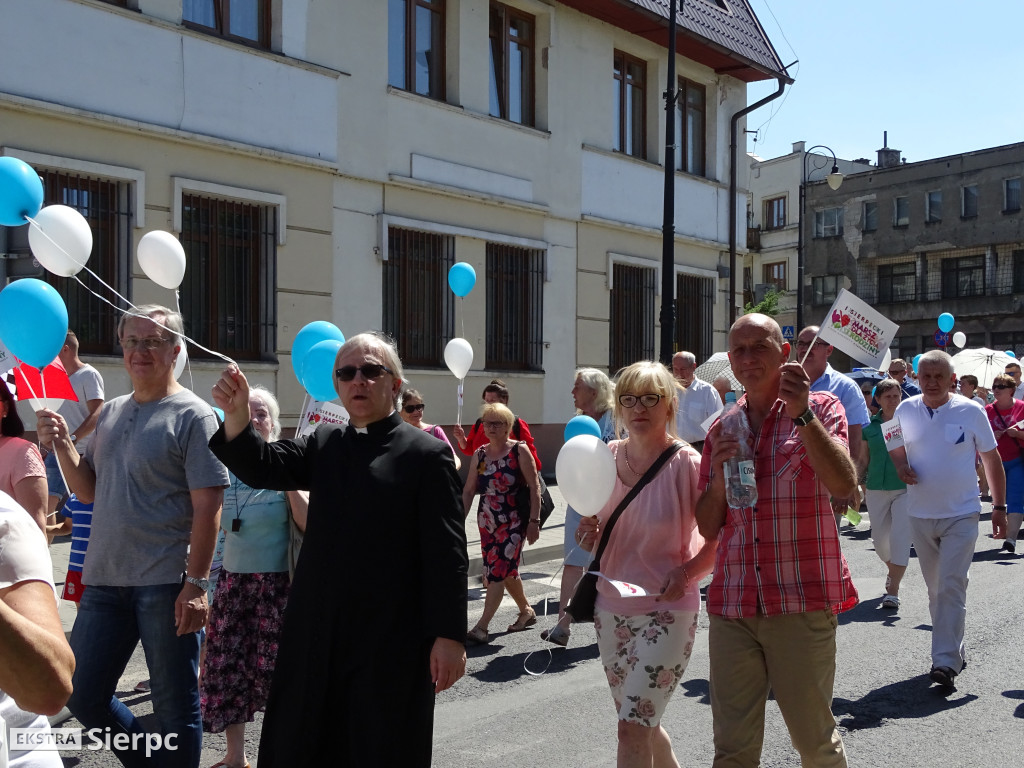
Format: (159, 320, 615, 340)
(382, 227, 455, 368)
(183, 0, 270, 48)
(609, 262, 655, 372)
(940, 254, 985, 299)
(813, 207, 843, 238)
(6, 171, 133, 355)
(894, 196, 910, 227)
(675, 273, 713, 363)
(890, 336, 917, 362)
(926, 190, 942, 223)
(877, 261, 916, 303)
(961, 185, 978, 218)
(863, 200, 878, 232)
(1005, 178, 1021, 213)
(762, 196, 786, 230)
(485, 243, 544, 371)
(993, 331, 1024, 360)
(388, 0, 446, 100)
(489, 3, 534, 127)
(613, 51, 646, 159)
(762, 261, 787, 292)
(1013, 250, 1024, 293)
(812, 274, 840, 305)
(179, 195, 277, 361)
(676, 78, 706, 176)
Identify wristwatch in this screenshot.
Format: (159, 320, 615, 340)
(993, 505, 1007, 511)
(185, 575, 210, 592)
(792, 408, 816, 427)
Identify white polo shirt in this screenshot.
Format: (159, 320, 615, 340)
(893, 394, 996, 519)
(674, 377, 722, 443)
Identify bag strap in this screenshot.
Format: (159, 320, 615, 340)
(588, 442, 683, 572)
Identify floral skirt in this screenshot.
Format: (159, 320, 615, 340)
(594, 608, 699, 727)
(200, 570, 290, 733)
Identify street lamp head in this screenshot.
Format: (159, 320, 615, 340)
(826, 165, 844, 191)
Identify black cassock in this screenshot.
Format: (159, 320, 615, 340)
(210, 411, 468, 766)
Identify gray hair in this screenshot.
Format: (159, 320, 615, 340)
(918, 349, 953, 376)
(672, 351, 696, 366)
(248, 385, 282, 441)
(574, 367, 615, 416)
(336, 332, 404, 407)
(117, 304, 183, 347)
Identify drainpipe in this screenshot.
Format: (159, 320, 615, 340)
(728, 77, 786, 325)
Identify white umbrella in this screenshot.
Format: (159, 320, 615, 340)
(949, 347, 1017, 389)
(694, 351, 743, 392)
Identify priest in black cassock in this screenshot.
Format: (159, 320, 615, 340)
(210, 332, 468, 767)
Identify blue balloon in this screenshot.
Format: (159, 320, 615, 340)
(564, 415, 602, 442)
(1006, 350, 1017, 359)
(912, 353, 922, 374)
(0, 157, 43, 227)
(448, 262, 476, 297)
(937, 312, 955, 333)
(300, 339, 344, 402)
(291, 321, 344, 382)
(0, 278, 68, 370)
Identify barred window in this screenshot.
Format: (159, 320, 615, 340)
(382, 227, 454, 367)
(877, 261, 916, 303)
(485, 243, 543, 371)
(609, 263, 655, 372)
(941, 255, 985, 299)
(179, 195, 277, 361)
(675, 273, 713, 363)
(27, 170, 132, 355)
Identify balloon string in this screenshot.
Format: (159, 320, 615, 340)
(521, 544, 591, 677)
(175, 289, 195, 391)
(24, 216, 236, 370)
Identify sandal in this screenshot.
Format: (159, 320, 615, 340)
(881, 594, 900, 609)
(541, 625, 570, 647)
(466, 626, 490, 645)
(507, 610, 537, 633)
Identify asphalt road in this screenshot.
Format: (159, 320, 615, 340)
(54, 506, 1024, 766)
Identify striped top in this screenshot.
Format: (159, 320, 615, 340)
(65, 495, 93, 573)
(698, 392, 858, 618)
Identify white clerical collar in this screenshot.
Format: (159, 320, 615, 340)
(350, 410, 398, 435)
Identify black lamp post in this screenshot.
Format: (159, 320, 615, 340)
(658, 0, 680, 365)
(796, 144, 844, 331)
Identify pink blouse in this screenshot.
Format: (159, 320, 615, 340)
(0, 436, 45, 499)
(594, 441, 705, 615)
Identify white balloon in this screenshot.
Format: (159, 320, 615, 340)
(138, 230, 186, 290)
(28, 204, 92, 277)
(174, 344, 188, 380)
(953, 331, 967, 349)
(555, 435, 617, 517)
(880, 349, 892, 373)
(444, 338, 473, 379)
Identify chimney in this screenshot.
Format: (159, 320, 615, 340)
(877, 130, 902, 169)
(792, 141, 806, 154)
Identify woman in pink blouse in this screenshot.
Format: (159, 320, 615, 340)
(400, 388, 461, 471)
(577, 361, 717, 767)
(0, 381, 47, 532)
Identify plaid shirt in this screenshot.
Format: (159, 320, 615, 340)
(699, 391, 859, 618)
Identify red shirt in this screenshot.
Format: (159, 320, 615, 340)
(698, 392, 858, 618)
(459, 416, 541, 471)
(985, 399, 1024, 463)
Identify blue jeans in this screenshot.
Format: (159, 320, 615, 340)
(68, 583, 202, 768)
(44, 451, 68, 498)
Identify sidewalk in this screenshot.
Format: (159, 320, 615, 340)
(47, 484, 573, 637)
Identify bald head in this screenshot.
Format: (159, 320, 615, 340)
(729, 313, 784, 348)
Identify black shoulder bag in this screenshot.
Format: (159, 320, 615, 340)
(564, 442, 683, 623)
(514, 441, 555, 528)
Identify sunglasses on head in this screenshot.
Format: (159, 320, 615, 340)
(334, 363, 393, 382)
(403, 403, 425, 413)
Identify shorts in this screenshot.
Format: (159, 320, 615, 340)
(45, 451, 69, 498)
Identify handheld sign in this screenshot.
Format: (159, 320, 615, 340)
(881, 418, 904, 452)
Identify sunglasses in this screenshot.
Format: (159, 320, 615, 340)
(993, 384, 1014, 390)
(403, 403, 425, 414)
(335, 363, 394, 382)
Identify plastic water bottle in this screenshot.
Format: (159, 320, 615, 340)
(721, 392, 758, 509)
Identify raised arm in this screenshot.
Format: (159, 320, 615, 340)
(35, 409, 97, 504)
(211, 364, 252, 442)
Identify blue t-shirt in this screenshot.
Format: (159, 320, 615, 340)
(221, 474, 290, 574)
(811, 364, 872, 427)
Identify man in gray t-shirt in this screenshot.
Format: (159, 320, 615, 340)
(37, 305, 227, 767)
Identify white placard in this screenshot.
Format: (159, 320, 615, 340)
(881, 417, 904, 451)
(296, 399, 350, 439)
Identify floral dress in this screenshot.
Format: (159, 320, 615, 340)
(475, 443, 528, 581)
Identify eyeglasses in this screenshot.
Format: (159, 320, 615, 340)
(482, 420, 507, 429)
(993, 384, 1014, 390)
(334, 363, 394, 382)
(888, 369, 905, 376)
(403, 403, 425, 414)
(618, 393, 663, 408)
(796, 340, 826, 351)
(120, 337, 172, 351)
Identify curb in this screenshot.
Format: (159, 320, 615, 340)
(467, 542, 564, 578)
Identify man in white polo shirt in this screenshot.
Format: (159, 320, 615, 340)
(888, 350, 1006, 689)
(1004, 361, 1024, 401)
(672, 351, 721, 453)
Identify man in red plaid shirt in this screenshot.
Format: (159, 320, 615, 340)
(697, 314, 859, 768)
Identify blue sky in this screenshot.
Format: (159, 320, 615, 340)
(743, 1, 1024, 164)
